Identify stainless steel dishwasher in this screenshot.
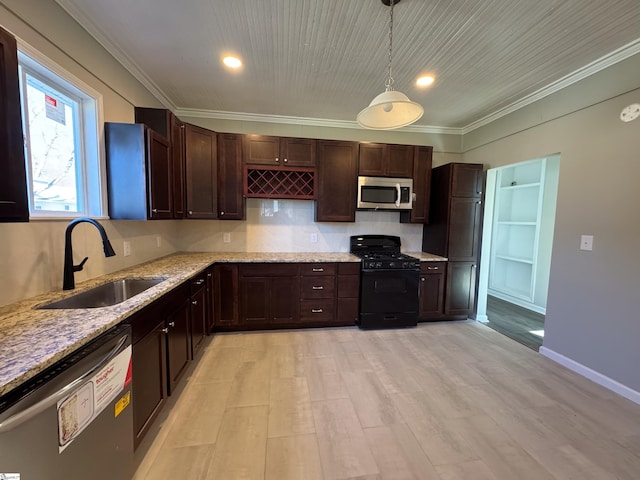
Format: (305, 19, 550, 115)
(0, 323, 134, 479)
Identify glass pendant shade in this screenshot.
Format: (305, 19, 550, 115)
(357, 90, 424, 130)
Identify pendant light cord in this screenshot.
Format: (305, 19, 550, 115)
(385, 0, 395, 91)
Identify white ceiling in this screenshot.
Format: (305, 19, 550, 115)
(56, 0, 640, 131)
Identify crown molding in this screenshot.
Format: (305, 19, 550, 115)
(462, 38, 640, 134)
(175, 108, 462, 135)
(55, 0, 176, 111)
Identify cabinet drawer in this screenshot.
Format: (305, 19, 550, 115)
(420, 262, 445, 273)
(300, 263, 336, 276)
(190, 272, 207, 294)
(338, 274, 360, 298)
(300, 299, 335, 322)
(239, 263, 299, 277)
(300, 276, 335, 299)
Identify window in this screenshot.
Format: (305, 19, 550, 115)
(17, 45, 105, 218)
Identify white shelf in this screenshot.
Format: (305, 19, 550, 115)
(499, 182, 541, 191)
(494, 254, 534, 265)
(496, 221, 536, 226)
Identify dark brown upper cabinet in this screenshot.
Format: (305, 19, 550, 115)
(185, 124, 217, 219)
(243, 135, 316, 167)
(400, 146, 433, 224)
(134, 107, 186, 218)
(217, 133, 245, 220)
(0, 26, 29, 222)
(105, 123, 172, 220)
(358, 142, 414, 178)
(422, 163, 484, 261)
(315, 140, 359, 222)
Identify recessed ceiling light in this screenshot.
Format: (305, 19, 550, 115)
(223, 56, 242, 69)
(416, 75, 435, 88)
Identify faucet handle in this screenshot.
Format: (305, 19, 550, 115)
(74, 257, 89, 272)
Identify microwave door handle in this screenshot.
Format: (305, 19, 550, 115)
(396, 184, 401, 207)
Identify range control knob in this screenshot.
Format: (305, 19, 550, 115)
(388, 262, 396, 268)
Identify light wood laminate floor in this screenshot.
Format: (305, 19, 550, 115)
(133, 321, 640, 480)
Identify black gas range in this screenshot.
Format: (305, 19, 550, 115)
(350, 235, 420, 329)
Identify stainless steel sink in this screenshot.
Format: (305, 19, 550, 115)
(38, 278, 167, 309)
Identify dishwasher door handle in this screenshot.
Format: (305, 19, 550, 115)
(0, 333, 129, 433)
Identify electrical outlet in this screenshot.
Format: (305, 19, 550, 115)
(580, 235, 593, 251)
(223, 232, 231, 243)
(156, 235, 162, 248)
(310, 233, 318, 243)
(123, 241, 131, 257)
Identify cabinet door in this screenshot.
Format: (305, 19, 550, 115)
(214, 264, 239, 327)
(316, 140, 358, 222)
(132, 320, 167, 449)
(272, 276, 300, 323)
(205, 268, 215, 334)
(358, 143, 386, 176)
(243, 135, 280, 165)
(217, 133, 245, 219)
(445, 261, 476, 317)
(239, 276, 271, 324)
(147, 129, 173, 219)
(448, 196, 482, 261)
(451, 163, 483, 198)
(166, 299, 191, 394)
(171, 116, 186, 218)
(281, 138, 316, 166)
(190, 282, 207, 357)
(419, 262, 445, 319)
(0, 27, 28, 222)
(387, 144, 414, 178)
(400, 146, 432, 223)
(185, 124, 217, 218)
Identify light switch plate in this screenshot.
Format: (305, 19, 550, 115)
(310, 233, 318, 243)
(580, 235, 593, 251)
(123, 241, 131, 256)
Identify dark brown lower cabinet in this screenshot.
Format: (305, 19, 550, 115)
(239, 264, 300, 325)
(213, 264, 239, 327)
(418, 262, 446, 320)
(190, 272, 208, 358)
(444, 261, 477, 318)
(336, 263, 360, 325)
(130, 282, 190, 449)
(131, 319, 166, 450)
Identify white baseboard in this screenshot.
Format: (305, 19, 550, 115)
(475, 314, 489, 323)
(539, 347, 640, 405)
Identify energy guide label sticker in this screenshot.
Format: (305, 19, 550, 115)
(115, 391, 131, 418)
(56, 345, 132, 453)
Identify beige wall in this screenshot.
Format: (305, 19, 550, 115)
(464, 80, 640, 393)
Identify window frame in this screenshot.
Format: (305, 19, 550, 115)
(16, 40, 107, 220)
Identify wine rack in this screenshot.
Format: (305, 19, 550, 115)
(244, 166, 316, 199)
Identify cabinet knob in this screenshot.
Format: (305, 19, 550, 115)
(312, 286, 324, 290)
(220, 211, 225, 216)
(168, 321, 175, 327)
(192, 300, 198, 305)
(476, 201, 482, 205)
(283, 158, 288, 163)
(152, 208, 158, 213)
(188, 210, 193, 215)
(421, 278, 425, 282)
(275, 157, 279, 162)
(161, 327, 169, 334)
(311, 308, 323, 313)
(207, 272, 212, 277)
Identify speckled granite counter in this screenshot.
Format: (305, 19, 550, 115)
(405, 252, 448, 262)
(0, 252, 360, 397)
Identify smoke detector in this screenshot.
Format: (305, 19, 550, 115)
(620, 103, 640, 122)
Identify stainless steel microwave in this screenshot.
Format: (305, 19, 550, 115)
(357, 176, 413, 210)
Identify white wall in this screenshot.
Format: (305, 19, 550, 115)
(463, 77, 640, 393)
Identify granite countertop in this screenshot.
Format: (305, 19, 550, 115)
(406, 252, 448, 261)
(0, 251, 360, 397)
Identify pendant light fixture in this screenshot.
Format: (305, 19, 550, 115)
(357, 0, 424, 130)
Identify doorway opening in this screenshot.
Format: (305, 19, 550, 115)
(476, 155, 560, 351)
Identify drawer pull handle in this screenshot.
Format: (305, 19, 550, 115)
(312, 268, 324, 272)
(312, 286, 324, 290)
(427, 266, 439, 270)
(192, 300, 198, 305)
(161, 327, 169, 334)
(194, 279, 205, 285)
(311, 308, 323, 313)
(168, 321, 175, 327)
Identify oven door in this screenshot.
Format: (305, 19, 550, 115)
(359, 269, 419, 328)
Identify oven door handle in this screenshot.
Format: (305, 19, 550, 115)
(395, 183, 401, 207)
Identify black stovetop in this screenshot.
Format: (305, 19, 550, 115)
(350, 235, 420, 270)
